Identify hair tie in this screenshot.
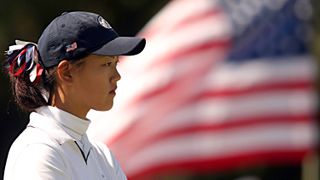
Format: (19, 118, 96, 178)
(5, 43, 44, 84)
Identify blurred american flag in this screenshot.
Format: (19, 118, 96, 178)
(88, 0, 317, 179)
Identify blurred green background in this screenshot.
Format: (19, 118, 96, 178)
(0, 0, 319, 180)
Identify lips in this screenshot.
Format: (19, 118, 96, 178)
(109, 86, 117, 94)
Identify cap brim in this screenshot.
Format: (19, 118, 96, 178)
(92, 37, 146, 56)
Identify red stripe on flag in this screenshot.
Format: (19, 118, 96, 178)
(128, 79, 313, 109)
(109, 114, 313, 157)
(128, 150, 310, 180)
(144, 38, 230, 69)
(193, 80, 314, 100)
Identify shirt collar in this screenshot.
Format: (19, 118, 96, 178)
(29, 106, 91, 144)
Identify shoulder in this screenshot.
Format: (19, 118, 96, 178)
(5, 124, 66, 170)
(10, 143, 65, 165)
(11, 124, 62, 150)
(4, 112, 72, 180)
(4, 142, 68, 180)
(6, 126, 67, 168)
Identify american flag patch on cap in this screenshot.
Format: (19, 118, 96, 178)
(66, 42, 77, 52)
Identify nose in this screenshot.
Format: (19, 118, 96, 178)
(111, 68, 121, 83)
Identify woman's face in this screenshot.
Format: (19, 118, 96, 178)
(72, 54, 121, 111)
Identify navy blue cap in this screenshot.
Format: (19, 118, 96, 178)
(37, 11, 146, 68)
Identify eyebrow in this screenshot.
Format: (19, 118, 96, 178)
(105, 56, 119, 63)
(111, 56, 119, 62)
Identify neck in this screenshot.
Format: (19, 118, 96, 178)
(50, 91, 89, 120)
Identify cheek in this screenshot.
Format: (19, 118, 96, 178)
(84, 75, 107, 94)
(80, 71, 111, 97)
(77, 71, 115, 111)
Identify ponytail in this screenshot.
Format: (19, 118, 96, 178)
(9, 73, 48, 112)
(4, 42, 55, 112)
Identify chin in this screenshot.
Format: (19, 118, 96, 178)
(92, 103, 113, 112)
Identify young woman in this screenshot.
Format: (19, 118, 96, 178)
(3, 11, 145, 180)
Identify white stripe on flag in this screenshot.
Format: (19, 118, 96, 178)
(124, 122, 316, 175)
(203, 56, 315, 90)
(141, 90, 315, 134)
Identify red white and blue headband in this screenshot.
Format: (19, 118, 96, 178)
(5, 41, 44, 83)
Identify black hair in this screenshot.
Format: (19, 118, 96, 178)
(6, 67, 56, 112)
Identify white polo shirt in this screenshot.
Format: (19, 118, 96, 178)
(4, 106, 127, 180)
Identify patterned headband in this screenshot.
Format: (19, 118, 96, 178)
(5, 43, 44, 83)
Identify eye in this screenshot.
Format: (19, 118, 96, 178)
(102, 62, 112, 67)
(102, 57, 119, 67)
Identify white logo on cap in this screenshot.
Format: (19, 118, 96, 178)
(98, 16, 112, 29)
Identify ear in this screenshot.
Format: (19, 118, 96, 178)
(56, 60, 73, 84)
